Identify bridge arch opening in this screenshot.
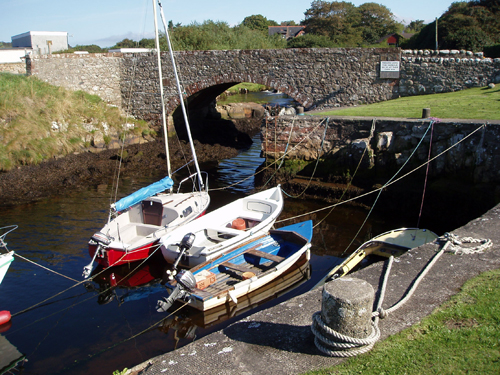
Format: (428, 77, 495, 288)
(168, 79, 299, 149)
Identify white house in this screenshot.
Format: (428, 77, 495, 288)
(12, 31, 68, 55)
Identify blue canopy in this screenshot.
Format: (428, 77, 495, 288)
(113, 176, 174, 212)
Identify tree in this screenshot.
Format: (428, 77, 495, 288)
(406, 20, 425, 33)
(241, 14, 279, 34)
(404, 0, 500, 51)
(113, 39, 137, 48)
(302, 1, 363, 45)
(357, 2, 402, 44)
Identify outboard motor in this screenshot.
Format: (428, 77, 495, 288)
(166, 233, 195, 280)
(156, 270, 196, 312)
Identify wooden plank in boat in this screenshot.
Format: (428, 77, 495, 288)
(246, 249, 284, 263)
(220, 261, 255, 274)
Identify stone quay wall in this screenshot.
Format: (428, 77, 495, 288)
(262, 115, 500, 184)
(26, 48, 500, 117)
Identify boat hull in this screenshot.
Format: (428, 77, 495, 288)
(0, 252, 14, 285)
(164, 220, 313, 312)
(88, 240, 159, 268)
(88, 191, 208, 268)
(160, 186, 284, 268)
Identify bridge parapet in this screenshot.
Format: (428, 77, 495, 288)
(25, 48, 499, 123)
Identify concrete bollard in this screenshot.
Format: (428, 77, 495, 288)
(320, 277, 374, 338)
(422, 108, 431, 118)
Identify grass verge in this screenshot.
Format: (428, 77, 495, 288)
(0, 72, 149, 171)
(305, 268, 500, 374)
(313, 86, 500, 120)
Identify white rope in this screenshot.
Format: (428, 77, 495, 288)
(441, 232, 493, 255)
(312, 233, 493, 357)
(311, 312, 380, 357)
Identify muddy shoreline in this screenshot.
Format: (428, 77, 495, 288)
(0, 136, 240, 207)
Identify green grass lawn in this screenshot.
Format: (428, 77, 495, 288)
(313, 86, 500, 121)
(305, 268, 500, 375)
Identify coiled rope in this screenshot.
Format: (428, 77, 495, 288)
(312, 233, 493, 357)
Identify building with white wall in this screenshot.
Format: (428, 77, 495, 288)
(12, 31, 68, 55)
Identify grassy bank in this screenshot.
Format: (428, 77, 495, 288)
(0, 73, 148, 171)
(306, 268, 500, 375)
(313, 86, 500, 120)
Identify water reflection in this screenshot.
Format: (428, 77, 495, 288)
(218, 90, 298, 107)
(0, 137, 400, 375)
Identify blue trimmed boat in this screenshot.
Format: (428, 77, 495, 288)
(157, 220, 313, 311)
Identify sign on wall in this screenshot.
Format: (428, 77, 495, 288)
(380, 60, 400, 79)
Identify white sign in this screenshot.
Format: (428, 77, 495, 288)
(380, 61, 400, 72)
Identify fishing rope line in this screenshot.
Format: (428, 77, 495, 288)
(338, 120, 434, 257)
(8, 247, 168, 343)
(279, 117, 330, 199)
(75, 299, 191, 366)
(209, 117, 329, 192)
(417, 120, 436, 228)
(262, 117, 296, 187)
(10, 242, 163, 321)
(276, 122, 487, 226)
(12, 253, 79, 283)
(312, 125, 369, 229)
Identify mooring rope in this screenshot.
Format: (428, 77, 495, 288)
(311, 119, 372, 229)
(312, 232, 493, 357)
(277, 122, 487, 226)
(338, 120, 435, 257)
(209, 117, 329, 192)
(10, 242, 163, 320)
(417, 120, 436, 228)
(281, 118, 330, 199)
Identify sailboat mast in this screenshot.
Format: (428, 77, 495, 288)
(156, 0, 205, 191)
(152, 0, 172, 180)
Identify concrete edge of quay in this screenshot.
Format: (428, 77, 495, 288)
(129, 202, 500, 375)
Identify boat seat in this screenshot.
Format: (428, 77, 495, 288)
(245, 249, 284, 263)
(219, 261, 256, 275)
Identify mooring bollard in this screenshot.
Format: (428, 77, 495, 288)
(311, 277, 379, 357)
(422, 108, 431, 118)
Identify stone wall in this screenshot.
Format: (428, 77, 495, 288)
(0, 63, 26, 74)
(399, 50, 500, 96)
(28, 53, 124, 105)
(261, 115, 500, 184)
(26, 48, 500, 117)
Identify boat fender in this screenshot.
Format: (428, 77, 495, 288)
(0, 310, 11, 326)
(232, 218, 246, 231)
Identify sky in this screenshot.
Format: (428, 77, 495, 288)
(1, 0, 456, 48)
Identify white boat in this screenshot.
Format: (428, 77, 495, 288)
(0, 225, 17, 286)
(160, 186, 284, 270)
(315, 227, 439, 288)
(84, 0, 210, 276)
(157, 220, 312, 311)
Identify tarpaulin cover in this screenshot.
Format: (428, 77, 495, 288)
(113, 176, 174, 212)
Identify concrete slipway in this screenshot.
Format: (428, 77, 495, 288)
(130, 202, 500, 375)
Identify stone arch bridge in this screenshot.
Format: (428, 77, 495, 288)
(29, 48, 499, 124)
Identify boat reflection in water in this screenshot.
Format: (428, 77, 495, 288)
(87, 252, 310, 347)
(87, 253, 168, 306)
